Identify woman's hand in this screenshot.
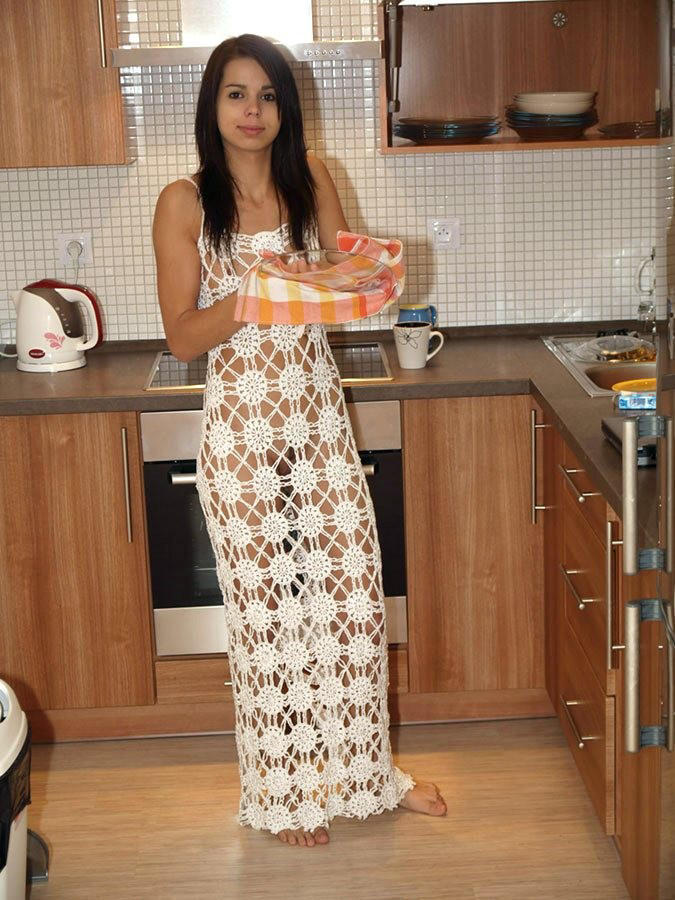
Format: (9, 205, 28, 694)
(276, 254, 322, 275)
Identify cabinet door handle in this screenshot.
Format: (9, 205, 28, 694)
(560, 564, 602, 610)
(558, 465, 601, 504)
(622, 416, 672, 575)
(530, 409, 552, 524)
(666, 599, 674, 753)
(96, 0, 108, 68)
(223, 680, 233, 687)
(624, 601, 640, 752)
(121, 427, 132, 543)
(561, 696, 599, 749)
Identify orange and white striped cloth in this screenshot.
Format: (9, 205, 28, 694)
(234, 231, 405, 325)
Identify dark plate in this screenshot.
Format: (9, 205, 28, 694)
(507, 123, 588, 141)
(598, 120, 657, 139)
(398, 116, 498, 127)
(395, 135, 499, 145)
(394, 123, 500, 137)
(506, 105, 597, 126)
(393, 128, 501, 145)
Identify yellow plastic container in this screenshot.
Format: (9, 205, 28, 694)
(611, 377, 657, 393)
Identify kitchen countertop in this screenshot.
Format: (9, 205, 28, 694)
(0, 326, 661, 545)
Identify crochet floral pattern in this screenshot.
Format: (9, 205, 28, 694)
(181, 176, 415, 835)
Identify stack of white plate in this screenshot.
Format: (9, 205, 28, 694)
(514, 91, 596, 115)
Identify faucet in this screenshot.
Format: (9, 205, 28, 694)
(637, 299, 657, 342)
(635, 248, 656, 342)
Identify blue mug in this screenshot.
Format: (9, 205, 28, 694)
(397, 304, 437, 327)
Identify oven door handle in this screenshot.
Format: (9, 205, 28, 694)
(169, 462, 379, 486)
(169, 470, 197, 486)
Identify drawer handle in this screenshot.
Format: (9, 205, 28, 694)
(606, 522, 623, 670)
(558, 465, 602, 504)
(561, 696, 599, 749)
(560, 564, 602, 610)
(223, 680, 233, 687)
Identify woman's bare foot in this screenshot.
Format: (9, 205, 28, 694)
(276, 827, 330, 847)
(399, 779, 447, 817)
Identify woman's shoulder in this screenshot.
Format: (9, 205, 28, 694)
(157, 175, 201, 208)
(154, 176, 202, 238)
(307, 153, 331, 183)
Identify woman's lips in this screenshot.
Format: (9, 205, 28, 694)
(238, 125, 264, 136)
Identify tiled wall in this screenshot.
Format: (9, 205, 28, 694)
(0, 1, 669, 342)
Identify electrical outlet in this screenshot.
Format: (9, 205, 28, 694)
(57, 232, 92, 267)
(429, 218, 461, 250)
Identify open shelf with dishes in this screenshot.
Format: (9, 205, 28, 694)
(378, 0, 670, 154)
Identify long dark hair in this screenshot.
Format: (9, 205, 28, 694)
(195, 34, 317, 259)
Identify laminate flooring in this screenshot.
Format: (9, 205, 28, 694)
(27, 718, 629, 900)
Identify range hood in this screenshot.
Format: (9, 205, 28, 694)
(110, 0, 381, 66)
(111, 41, 381, 66)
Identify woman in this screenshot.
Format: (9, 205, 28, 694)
(153, 33, 446, 848)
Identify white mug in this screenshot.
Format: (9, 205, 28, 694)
(393, 322, 444, 369)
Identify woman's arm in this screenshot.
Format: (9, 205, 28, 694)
(152, 180, 242, 362)
(307, 155, 349, 249)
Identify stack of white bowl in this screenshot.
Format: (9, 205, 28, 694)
(514, 91, 596, 115)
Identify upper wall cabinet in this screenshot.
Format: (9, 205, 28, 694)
(0, 0, 127, 168)
(379, 0, 671, 153)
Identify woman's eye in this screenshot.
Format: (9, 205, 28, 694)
(262, 93, 277, 103)
(228, 91, 243, 99)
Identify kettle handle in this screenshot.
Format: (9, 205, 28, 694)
(75, 294, 100, 351)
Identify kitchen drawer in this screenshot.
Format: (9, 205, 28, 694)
(562, 488, 617, 695)
(560, 620, 615, 835)
(559, 443, 608, 545)
(155, 647, 409, 705)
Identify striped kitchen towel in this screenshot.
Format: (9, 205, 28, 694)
(234, 231, 405, 325)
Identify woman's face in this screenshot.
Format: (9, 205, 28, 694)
(216, 56, 281, 153)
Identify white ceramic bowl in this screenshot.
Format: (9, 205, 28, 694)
(515, 91, 595, 102)
(515, 98, 594, 115)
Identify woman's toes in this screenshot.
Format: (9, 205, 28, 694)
(277, 830, 288, 843)
(313, 827, 330, 844)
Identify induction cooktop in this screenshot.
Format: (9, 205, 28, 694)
(144, 341, 393, 391)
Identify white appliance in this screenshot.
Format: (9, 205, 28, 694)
(13, 280, 102, 373)
(0, 681, 28, 900)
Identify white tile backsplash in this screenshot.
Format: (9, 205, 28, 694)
(0, 1, 670, 341)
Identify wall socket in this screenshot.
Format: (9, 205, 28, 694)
(57, 233, 92, 267)
(429, 218, 461, 250)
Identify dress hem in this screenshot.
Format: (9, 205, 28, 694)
(237, 771, 417, 836)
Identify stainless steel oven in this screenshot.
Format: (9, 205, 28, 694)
(140, 401, 407, 656)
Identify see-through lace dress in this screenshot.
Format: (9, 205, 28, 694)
(185, 178, 415, 835)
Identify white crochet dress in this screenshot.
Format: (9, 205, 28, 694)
(187, 178, 415, 835)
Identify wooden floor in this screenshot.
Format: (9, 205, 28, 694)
(27, 718, 629, 900)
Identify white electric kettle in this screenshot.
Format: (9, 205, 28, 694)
(10, 280, 102, 373)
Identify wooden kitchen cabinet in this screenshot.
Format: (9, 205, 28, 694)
(0, 412, 154, 712)
(379, 0, 667, 154)
(402, 395, 549, 719)
(549, 438, 620, 833)
(0, 0, 127, 168)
